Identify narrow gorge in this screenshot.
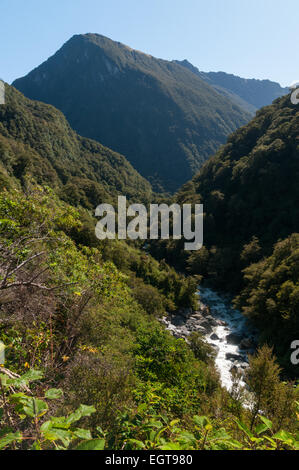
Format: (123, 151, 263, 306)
(162, 286, 258, 391)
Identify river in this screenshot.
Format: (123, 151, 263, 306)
(162, 286, 257, 391)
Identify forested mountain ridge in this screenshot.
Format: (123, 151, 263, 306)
(175, 60, 289, 115)
(0, 84, 152, 207)
(187, 94, 298, 255)
(157, 93, 299, 280)
(13, 33, 251, 192)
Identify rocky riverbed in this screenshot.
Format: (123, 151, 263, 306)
(162, 286, 257, 391)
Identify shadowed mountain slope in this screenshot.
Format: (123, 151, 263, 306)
(13, 34, 250, 192)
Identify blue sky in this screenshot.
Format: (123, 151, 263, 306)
(1, 0, 298, 86)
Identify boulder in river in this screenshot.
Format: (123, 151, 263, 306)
(226, 333, 243, 345)
(198, 320, 213, 334)
(225, 352, 244, 361)
(171, 325, 190, 338)
(210, 333, 219, 341)
(171, 315, 186, 326)
(193, 326, 208, 335)
(205, 315, 219, 327)
(191, 312, 204, 320)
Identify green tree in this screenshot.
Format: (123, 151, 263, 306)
(246, 345, 297, 432)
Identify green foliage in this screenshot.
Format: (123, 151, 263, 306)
(235, 235, 299, 376)
(245, 345, 297, 431)
(129, 277, 165, 316)
(0, 369, 99, 450)
(0, 188, 220, 448)
(108, 407, 298, 450)
(234, 415, 299, 450)
(2, 367, 296, 451)
(132, 324, 219, 417)
(188, 331, 216, 363)
(0, 189, 297, 451)
(99, 240, 198, 311)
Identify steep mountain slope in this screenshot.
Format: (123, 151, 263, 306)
(187, 94, 298, 255)
(13, 33, 250, 192)
(175, 60, 289, 115)
(0, 84, 152, 207)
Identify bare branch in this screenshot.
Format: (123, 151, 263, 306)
(1, 251, 46, 288)
(1, 281, 77, 291)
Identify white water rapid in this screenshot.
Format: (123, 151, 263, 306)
(162, 286, 257, 391)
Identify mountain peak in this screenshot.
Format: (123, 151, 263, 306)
(65, 33, 154, 61)
(13, 34, 250, 191)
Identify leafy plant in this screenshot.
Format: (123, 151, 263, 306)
(0, 369, 103, 450)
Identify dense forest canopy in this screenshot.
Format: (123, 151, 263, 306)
(0, 85, 152, 208)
